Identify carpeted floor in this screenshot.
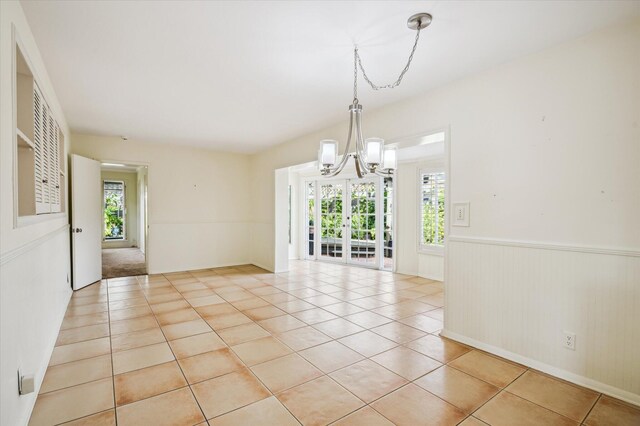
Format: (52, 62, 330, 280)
(102, 248, 147, 278)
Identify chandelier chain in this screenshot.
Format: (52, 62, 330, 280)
(353, 49, 359, 104)
(355, 27, 421, 92)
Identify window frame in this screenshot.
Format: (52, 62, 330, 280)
(417, 165, 446, 256)
(103, 179, 126, 241)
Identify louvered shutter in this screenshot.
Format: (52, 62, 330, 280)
(49, 116, 61, 212)
(41, 97, 51, 212)
(421, 171, 445, 246)
(33, 84, 48, 214)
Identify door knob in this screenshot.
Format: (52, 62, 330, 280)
(72, 228, 83, 233)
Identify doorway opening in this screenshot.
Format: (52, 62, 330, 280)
(100, 162, 148, 278)
(277, 130, 448, 279)
(305, 176, 394, 270)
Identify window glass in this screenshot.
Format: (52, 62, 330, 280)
(104, 180, 125, 240)
(421, 172, 445, 247)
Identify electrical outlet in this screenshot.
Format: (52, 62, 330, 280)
(563, 331, 576, 350)
(18, 370, 34, 395)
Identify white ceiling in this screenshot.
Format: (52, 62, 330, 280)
(21, 1, 640, 153)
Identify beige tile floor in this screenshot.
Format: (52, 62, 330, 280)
(30, 261, 640, 426)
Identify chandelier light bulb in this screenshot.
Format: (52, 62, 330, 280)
(319, 140, 338, 167)
(365, 138, 384, 166)
(382, 146, 397, 170)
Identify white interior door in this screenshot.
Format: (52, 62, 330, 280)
(71, 154, 102, 290)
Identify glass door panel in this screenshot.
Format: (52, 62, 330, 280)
(305, 182, 315, 258)
(348, 180, 377, 267)
(382, 177, 394, 270)
(319, 182, 345, 261)
(308, 177, 392, 269)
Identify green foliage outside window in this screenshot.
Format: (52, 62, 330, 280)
(422, 173, 445, 246)
(104, 191, 124, 238)
(318, 185, 380, 241)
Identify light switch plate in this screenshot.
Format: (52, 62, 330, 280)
(452, 202, 470, 227)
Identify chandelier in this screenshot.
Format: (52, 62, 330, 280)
(318, 13, 432, 178)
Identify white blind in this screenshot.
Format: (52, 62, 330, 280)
(421, 171, 445, 246)
(33, 85, 47, 213)
(49, 115, 60, 212)
(33, 83, 62, 214)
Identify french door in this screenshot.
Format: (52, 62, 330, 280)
(308, 177, 393, 270)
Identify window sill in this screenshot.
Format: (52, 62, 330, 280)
(418, 245, 444, 256)
(16, 212, 67, 229)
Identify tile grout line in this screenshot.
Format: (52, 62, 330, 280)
(107, 289, 202, 423)
(108, 277, 184, 416)
(38, 266, 405, 423)
(500, 388, 594, 424)
(181, 269, 301, 423)
(38, 263, 629, 426)
(47, 279, 118, 425)
(183, 270, 374, 424)
(159, 273, 211, 424)
(581, 393, 602, 425)
(106, 277, 119, 426)
(460, 364, 531, 423)
(198, 273, 306, 423)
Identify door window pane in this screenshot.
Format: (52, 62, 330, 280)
(104, 180, 125, 240)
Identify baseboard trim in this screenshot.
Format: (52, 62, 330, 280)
(148, 260, 253, 275)
(250, 262, 275, 273)
(440, 329, 640, 407)
(447, 236, 640, 258)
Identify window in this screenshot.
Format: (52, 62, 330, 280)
(420, 171, 445, 250)
(15, 42, 65, 219)
(104, 181, 125, 240)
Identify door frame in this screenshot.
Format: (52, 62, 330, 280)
(98, 159, 150, 273)
(306, 175, 388, 270)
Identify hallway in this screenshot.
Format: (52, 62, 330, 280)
(102, 248, 146, 279)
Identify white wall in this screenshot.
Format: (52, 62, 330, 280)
(288, 169, 299, 261)
(0, 2, 72, 425)
(395, 143, 446, 281)
(249, 19, 640, 403)
(273, 168, 289, 272)
(395, 160, 445, 282)
(71, 134, 252, 274)
(101, 169, 137, 248)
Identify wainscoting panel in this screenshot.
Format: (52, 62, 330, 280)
(445, 237, 640, 404)
(0, 225, 72, 426)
